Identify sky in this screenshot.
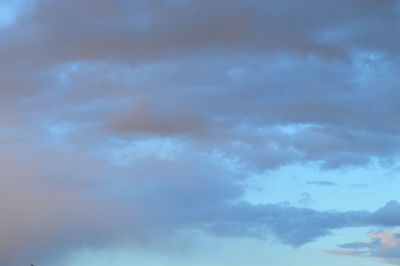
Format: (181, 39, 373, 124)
(1, 0, 400, 265)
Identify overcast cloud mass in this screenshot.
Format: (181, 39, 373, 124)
(1, 0, 400, 265)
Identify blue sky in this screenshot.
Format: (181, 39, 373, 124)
(1, 0, 400, 265)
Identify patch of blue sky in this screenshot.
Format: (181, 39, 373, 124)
(305, 231, 379, 266)
(0, 3, 16, 28)
(225, 66, 249, 80)
(0, 0, 29, 28)
(45, 123, 77, 146)
(276, 123, 320, 135)
(55, 62, 82, 86)
(244, 159, 400, 211)
(104, 137, 184, 166)
(351, 49, 390, 86)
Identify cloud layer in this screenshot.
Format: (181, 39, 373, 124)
(1, 0, 400, 265)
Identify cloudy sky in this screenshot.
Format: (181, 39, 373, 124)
(1, 0, 400, 265)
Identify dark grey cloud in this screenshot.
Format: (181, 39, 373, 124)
(1, 0, 400, 171)
(7, 0, 398, 65)
(205, 201, 400, 247)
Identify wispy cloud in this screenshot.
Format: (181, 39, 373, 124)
(307, 181, 338, 186)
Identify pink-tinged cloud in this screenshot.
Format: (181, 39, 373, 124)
(330, 230, 400, 265)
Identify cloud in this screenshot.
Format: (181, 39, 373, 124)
(298, 192, 315, 206)
(325, 249, 366, 256)
(1, 0, 400, 171)
(204, 201, 400, 247)
(1, 0, 400, 265)
(307, 181, 338, 186)
(328, 230, 400, 265)
(2, 140, 400, 265)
